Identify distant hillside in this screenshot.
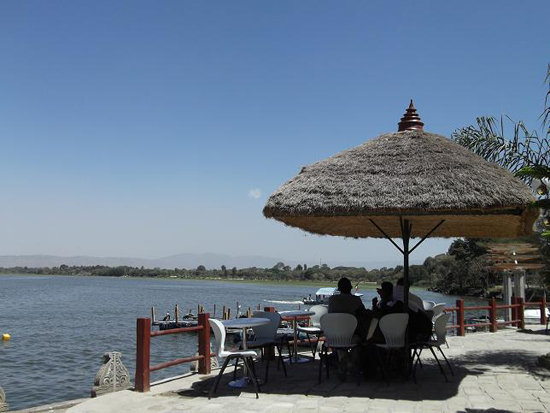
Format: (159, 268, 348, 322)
(0, 253, 406, 270)
(0, 253, 284, 270)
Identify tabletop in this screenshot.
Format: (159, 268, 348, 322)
(222, 317, 271, 329)
(279, 310, 315, 318)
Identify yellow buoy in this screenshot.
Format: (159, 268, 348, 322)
(2, 333, 11, 341)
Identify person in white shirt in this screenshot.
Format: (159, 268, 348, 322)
(393, 278, 425, 313)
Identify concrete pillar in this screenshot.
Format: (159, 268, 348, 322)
(503, 273, 513, 321)
(514, 271, 526, 300)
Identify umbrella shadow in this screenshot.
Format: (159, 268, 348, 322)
(518, 327, 550, 336)
(457, 408, 514, 413)
(174, 355, 468, 401)
(452, 348, 550, 379)
(167, 346, 550, 402)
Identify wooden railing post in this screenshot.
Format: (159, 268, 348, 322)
(517, 297, 525, 329)
(456, 299, 465, 336)
(541, 294, 547, 325)
(198, 313, 211, 374)
(135, 318, 151, 392)
(511, 297, 516, 325)
(489, 298, 497, 332)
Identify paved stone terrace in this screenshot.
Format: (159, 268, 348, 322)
(60, 325, 550, 412)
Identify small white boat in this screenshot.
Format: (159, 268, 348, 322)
(524, 308, 550, 323)
(302, 287, 363, 305)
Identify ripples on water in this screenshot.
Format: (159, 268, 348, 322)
(0, 274, 483, 410)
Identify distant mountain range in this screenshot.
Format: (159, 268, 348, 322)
(0, 253, 409, 270)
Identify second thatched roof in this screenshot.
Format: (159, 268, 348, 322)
(263, 129, 538, 238)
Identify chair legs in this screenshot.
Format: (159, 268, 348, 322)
(251, 343, 288, 386)
(412, 347, 424, 371)
(209, 356, 233, 399)
(413, 344, 453, 382)
(437, 346, 455, 376)
(305, 332, 322, 358)
(265, 348, 270, 384)
(276, 343, 288, 377)
(412, 347, 424, 376)
(374, 346, 389, 385)
(318, 346, 323, 384)
(209, 355, 262, 399)
(318, 345, 330, 383)
(244, 357, 260, 399)
(428, 346, 448, 382)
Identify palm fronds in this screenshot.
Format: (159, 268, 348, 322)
(452, 116, 549, 184)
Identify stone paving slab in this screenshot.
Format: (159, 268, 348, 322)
(66, 325, 550, 413)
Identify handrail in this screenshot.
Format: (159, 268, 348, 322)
(135, 313, 211, 393)
(150, 326, 203, 337)
(151, 355, 204, 372)
(445, 295, 546, 335)
(282, 315, 310, 322)
(135, 297, 548, 392)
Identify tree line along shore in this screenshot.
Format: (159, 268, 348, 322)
(2, 239, 548, 298)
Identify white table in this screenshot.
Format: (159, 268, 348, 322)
(279, 310, 315, 363)
(222, 317, 270, 388)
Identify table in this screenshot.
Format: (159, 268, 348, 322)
(222, 317, 270, 388)
(279, 310, 315, 363)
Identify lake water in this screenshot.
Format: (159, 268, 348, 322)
(0, 274, 485, 410)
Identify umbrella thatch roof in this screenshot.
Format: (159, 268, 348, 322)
(263, 107, 538, 239)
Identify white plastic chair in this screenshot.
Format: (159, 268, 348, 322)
(245, 311, 287, 383)
(413, 313, 454, 382)
(366, 318, 379, 341)
(298, 305, 328, 357)
(208, 319, 260, 399)
(374, 313, 409, 383)
(318, 313, 358, 383)
(431, 303, 446, 320)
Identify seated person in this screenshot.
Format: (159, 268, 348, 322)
(392, 278, 433, 343)
(393, 277, 425, 313)
(328, 277, 365, 379)
(372, 281, 404, 316)
(367, 281, 405, 344)
(360, 281, 404, 378)
(328, 277, 365, 314)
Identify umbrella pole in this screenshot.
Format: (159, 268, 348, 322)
(369, 217, 445, 302)
(401, 218, 412, 311)
(369, 217, 445, 379)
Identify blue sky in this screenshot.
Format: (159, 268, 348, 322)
(0, 1, 548, 266)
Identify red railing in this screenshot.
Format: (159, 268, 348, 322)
(135, 313, 211, 392)
(446, 296, 547, 336)
(134, 298, 547, 391)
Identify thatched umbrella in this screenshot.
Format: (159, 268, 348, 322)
(263, 101, 538, 307)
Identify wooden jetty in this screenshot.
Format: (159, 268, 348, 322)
(150, 302, 281, 331)
(150, 304, 199, 330)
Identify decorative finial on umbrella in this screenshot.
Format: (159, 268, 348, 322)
(398, 99, 424, 132)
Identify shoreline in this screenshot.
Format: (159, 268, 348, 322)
(0, 272, 431, 291)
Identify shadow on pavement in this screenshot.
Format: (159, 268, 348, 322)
(177, 354, 468, 401)
(453, 349, 550, 379)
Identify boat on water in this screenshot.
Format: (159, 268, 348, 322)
(525, 308, 550, 323)
(302, 287, 363, 305)
(464, 308, 549, 331)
